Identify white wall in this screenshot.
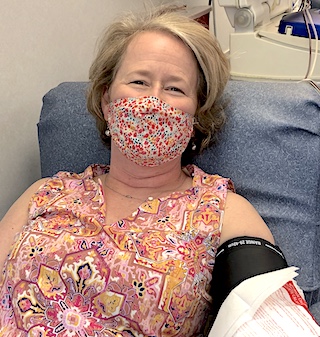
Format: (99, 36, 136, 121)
(0, 0, 161, 219)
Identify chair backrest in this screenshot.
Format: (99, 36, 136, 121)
(38, 80, 320, 294)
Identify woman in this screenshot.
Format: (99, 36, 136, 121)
(0, 6, 276, 336)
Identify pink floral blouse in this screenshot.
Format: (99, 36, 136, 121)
(0, 164, 233, 337)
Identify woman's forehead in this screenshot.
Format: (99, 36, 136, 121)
(119, 31, 198, 75)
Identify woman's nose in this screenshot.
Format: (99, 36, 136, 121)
(148, 85, 163, 100)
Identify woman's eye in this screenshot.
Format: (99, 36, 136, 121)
(167, 87, 185, 94)
(130, 80, 145, 85)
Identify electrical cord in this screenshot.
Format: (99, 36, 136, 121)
(299, 0, 311, 10)
(292, 0, 303, 10)
(296, 1, 320, 93)
(305, 8, 318, 76)
(303, 10, 314, 78)
(301, 9, 320, 93)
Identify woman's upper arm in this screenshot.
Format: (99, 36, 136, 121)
(0, 178, 48, 270)
(220, 191, 275, 246)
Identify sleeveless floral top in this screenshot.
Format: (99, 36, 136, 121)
(0, 165, 233, 337)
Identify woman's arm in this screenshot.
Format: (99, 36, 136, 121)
(220, 191, 275, 245)
(211, 191, 285, 318)
(0, 178, 47, 272)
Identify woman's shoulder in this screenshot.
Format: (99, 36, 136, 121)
(28, 164, 108, 216)
(186, 164, 235, 192)
(1, 177, 49, 222)
(0, 177, 50, 272)
(34, 164, 109, 195)
(50, 164, 109, 180)
(220, 191, 275, 245)
(1, 164, 107, 224)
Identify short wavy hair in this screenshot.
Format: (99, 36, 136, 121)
(87, 5, 230, 164)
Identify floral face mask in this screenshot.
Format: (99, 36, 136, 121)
(107, 96, 194, 167)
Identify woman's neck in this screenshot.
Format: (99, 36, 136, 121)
(105, 144, 190, 198)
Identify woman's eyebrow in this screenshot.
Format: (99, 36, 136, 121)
(127, 69, 189, 83)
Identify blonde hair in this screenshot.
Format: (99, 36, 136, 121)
(87, 5, 230, 161)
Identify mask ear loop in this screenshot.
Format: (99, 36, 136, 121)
(191, 117, 200, 151)
(102, 88, 112, 140)
(103, 88, 111, 138)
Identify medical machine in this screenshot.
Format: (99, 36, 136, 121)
(218, 0, 320, 80)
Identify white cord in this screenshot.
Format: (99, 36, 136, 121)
(304, 8, 319, 79)
(300, 0, 311, 10)
(292, 0, 302, 10)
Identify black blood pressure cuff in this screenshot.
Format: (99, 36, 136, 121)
(211, 236, 288, 318)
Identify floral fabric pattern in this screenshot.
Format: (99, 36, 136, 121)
(0, 165, 233, 337)
(107, 96, 194, 167)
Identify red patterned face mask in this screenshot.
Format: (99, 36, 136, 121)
(107, 96, 194, 167)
